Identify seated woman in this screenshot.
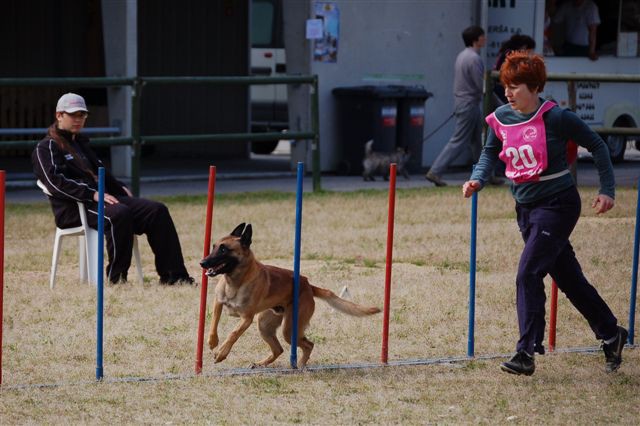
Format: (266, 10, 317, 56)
(32, 93, 193, 285)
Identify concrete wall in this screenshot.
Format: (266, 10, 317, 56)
(290, 1, 479, 171)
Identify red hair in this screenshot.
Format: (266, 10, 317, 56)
(499, 51, 547, 93)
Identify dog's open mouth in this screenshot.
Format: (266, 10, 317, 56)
(205, 263, 227, 277)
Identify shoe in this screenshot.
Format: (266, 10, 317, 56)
(488, 176, 505, 186)
(160, 275, 195, 285)
(109, 273, 128, 284)
(500, 350, 535, 376)
(425, 171, 447, 187)
(602, 326, 628, 373)
(534, 344, 545, 355)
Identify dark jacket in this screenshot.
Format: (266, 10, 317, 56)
(32, 128, 128, 228)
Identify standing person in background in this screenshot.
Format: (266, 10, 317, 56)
(462, 52, 627, 376)
(553, 0, 600, 60)
(33, 93, 194, 285)
(493, 34, 536, 105)
(426, 26, 502, 187)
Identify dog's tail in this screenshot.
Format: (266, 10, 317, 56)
(311, 285, 381, 317)
(364, 139, 374, 156)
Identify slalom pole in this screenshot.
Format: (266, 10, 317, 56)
(467, 187, 478, 358)
(196, 166, 216, 374)
(629, 177, 640, 345)
(0, 171, 4, 385)
(96, 167, 105, 380)
(381, 163, 397, 364)
(290, 162, 304, 368)
(549, 280, 558, 351)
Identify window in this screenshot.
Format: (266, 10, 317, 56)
(546, 0, 640, 58)
(251, 0, 275, 47)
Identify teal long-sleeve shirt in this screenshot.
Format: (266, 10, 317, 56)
(470, 100, 615, 204)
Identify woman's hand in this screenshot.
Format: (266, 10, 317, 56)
(592, 194, 614, 214)
(462, 180, 482, 198)
(93, 191, 119, 205)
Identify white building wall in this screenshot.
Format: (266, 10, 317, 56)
(307, 0, 478, 171)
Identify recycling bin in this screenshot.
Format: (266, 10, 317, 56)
(396, 86, 432, 173)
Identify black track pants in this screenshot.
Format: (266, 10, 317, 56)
(86, 196, 189, 283)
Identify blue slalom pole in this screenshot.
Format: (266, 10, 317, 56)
(629, 178, 640, 345)
(290, 162, 304, 368)
(467, 187, 478, 357)
(96, 167, 105, 380)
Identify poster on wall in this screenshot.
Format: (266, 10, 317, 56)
(313, 2, 339, 63)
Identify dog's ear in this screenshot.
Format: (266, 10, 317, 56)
(240, 224, 252, 248)
(231, 223, 245, 237)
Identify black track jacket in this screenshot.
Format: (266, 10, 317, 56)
(32, 130, 128, 228)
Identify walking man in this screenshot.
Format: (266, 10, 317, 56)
(427, 26, 501, 187)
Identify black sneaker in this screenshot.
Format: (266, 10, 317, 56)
(534, 344, 545, 355)
(602, 326, 628, 373)
(500, 350, 535, 376)
(160, 275, 195, 285)
(109, 273, 128, 284)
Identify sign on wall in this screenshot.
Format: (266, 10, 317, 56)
(487, 0, 537, 67)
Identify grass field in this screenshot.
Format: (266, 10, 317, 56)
(1, 184, 639, 424)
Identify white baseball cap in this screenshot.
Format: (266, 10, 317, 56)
(56, 93, 89, 113)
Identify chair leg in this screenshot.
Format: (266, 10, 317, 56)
(50, 232, 63, 289)
(79, 235, 88, 283)
(133, 236, 144, 283)
(85, 229, 100, 286)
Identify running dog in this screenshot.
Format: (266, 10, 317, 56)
(362, 139, 411, 181)
(200, 223, 381, 368)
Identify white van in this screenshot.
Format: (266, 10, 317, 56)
(250, 0, 288, 154)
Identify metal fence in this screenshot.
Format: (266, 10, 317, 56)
(0, 75, 321, 194)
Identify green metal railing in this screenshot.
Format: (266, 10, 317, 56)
(0, 75, 321, 194)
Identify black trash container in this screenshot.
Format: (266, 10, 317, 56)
(332, 85, 405, 175)
(396, 86, 432, 173)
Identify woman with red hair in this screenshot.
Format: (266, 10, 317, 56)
(462, 52, 627, 376)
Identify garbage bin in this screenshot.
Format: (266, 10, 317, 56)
(332, 85, 405, 175)
(396, 86, 433, 174)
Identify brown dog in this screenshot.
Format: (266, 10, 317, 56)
(200, 223, 381, 368)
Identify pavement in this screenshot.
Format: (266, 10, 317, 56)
(3, 142, 639, 204)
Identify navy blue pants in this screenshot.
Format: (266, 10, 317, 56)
(515, 186, 618, 355)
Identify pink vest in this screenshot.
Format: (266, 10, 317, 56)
(486, 100, 555, 184)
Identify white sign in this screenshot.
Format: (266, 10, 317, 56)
(306, 19, 324, 40)
(487, 1, 537, 66)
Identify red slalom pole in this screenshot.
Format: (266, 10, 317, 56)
(549, 280, 558, 352)
(195, 166, 216, 374)
(0, 171, 4, 385)
(381, 164, 397, 364)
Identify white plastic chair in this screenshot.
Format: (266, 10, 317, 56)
(37, 180, 143, 288)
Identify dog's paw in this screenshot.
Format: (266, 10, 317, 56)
(208, 335, 219, 350)
(213, 348, 228, 363)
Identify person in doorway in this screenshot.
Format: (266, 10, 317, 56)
(32, 93, 194, 285)
(426, 26, 502, 187)
(462, 52, 627, 376)
(553, 0, 600, 60)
